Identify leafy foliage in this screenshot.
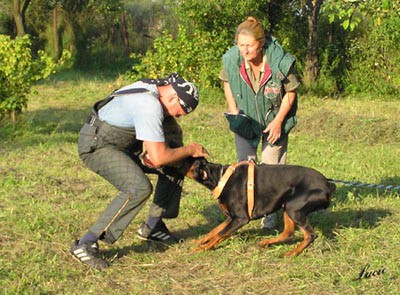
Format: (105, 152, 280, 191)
(175, 0, 271, 36)
(343, 8, 400, 95)
(1, 0, 399, 98)
(323, 0, 365, 31)
(304, 47, 341, 97)
(128, 0, 273, 88)
(129, 26, 229, 88)
(0, 34, 70, 121)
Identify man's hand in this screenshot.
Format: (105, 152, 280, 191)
(143, 141, 209, 167)
(188, 142, 209, 158)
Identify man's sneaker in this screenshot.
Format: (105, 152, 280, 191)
(137, 220, 178, 242)
(70, 240, 109, 269)
(261, 213, 278, 230)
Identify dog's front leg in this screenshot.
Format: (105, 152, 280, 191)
(194, 218, 231, 246)
(195, 217, 248, 251)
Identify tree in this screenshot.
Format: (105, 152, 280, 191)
(12, 0, 31, 36)
(120, 12, 129, 57)
(302, 0, 324, 86)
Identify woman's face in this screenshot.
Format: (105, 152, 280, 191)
(237, 34, 262, 63)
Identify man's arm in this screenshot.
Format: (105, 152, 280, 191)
(143, 141, 208, 167)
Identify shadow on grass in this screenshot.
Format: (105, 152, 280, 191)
(101, 194, 394, 262)
(314, 208, 391, 240)
(103, 234, 196, 262)
(39, 68, 125, 85)
(187, 190, 393, 244)
(103, 240, 173, 262)
(105, 204, 223, 261)
(0, 107, 89, 149)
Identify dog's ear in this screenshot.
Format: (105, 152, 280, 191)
(184, 157, 210, 181)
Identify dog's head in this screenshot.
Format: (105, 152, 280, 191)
(182, 157, 222, 190)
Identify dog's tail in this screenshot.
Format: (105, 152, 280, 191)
(329, 182, 336, 193)
(326, 179, 336, 202)
(327, 179, 339, 186)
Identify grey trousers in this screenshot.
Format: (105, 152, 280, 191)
(235, 133, 288, 225)
(78, 116, 183, 244)
(234, 133, 288, 164)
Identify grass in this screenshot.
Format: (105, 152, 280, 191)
(1, 72, 399, 294)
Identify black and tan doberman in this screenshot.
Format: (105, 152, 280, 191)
(182, 157, 335, 257)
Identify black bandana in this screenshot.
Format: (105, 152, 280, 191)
(141, 73, 199, 113)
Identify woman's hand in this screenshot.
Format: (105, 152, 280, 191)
(263, 119, 283, 144)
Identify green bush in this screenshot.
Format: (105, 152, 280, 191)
(128, 26, 229, 89)
(344, 11, 400, 96)
(304, 47, 341, 97)
(0, 34, 71, 122)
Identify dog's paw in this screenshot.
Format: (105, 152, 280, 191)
(193, 237, 208, 245)
(193, 246, 204, 252)
(258, 240, 272, 248)
(283, 249, 300, 258)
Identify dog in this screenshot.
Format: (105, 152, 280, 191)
(181, 157, 336, 257)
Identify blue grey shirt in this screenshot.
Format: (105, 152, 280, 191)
(98, 82, 165, 142)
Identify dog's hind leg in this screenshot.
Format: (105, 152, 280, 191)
(259, 211, 295, 247)
(284, 218, 316, 257)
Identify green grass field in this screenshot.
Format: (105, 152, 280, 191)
(1, 72, 399, 294)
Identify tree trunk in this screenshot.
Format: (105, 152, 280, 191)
(303, 0, 323, 86)
(12, 0, 31, 37)
(53, 7, 59, 58)
(10, 111, 16, 125)
(120, 12, 130, 57)
(12, 0, 25, 36)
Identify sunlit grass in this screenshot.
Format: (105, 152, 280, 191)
(1, 74, 399, 294)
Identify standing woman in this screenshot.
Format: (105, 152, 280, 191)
(220, 17, 300, 229)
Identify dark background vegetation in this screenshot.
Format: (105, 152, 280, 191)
(1, 0, 399, 97)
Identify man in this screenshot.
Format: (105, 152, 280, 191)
(71, 73, 208, 269)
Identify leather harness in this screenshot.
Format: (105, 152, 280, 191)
(212, 160, 256, 219)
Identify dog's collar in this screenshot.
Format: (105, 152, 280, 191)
(212, 160, 256, 219)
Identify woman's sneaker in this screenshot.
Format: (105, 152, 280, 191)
(137, 220, 178, 242)
(70, 240, 109, 269)
(261, 213, 278, 230)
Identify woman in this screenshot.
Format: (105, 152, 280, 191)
(220, 17, 300, 229)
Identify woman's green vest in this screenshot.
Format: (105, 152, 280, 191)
(222, 37, 297, 147)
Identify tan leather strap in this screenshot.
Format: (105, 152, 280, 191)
(247, 160, 255, 218)
(212, 161, 256, 219)
(212, 163, 238, 199)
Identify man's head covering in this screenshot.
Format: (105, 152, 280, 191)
(141, 73, 199, 114)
